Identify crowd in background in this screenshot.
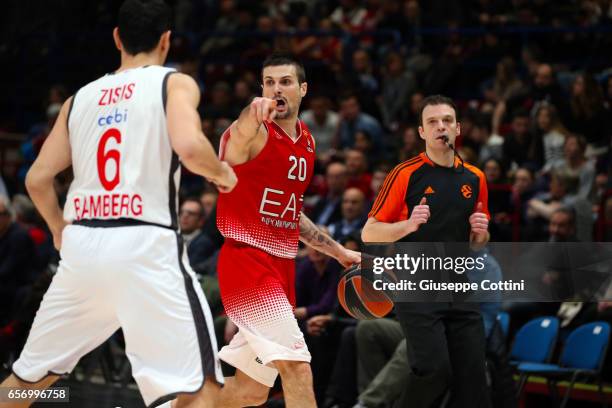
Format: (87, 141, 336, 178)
(1, 0, 612, 406)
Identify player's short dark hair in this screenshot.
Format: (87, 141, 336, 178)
(262, 53, 306, 84)
(118, 0, 171, 55)
(418, 95, 458, 126)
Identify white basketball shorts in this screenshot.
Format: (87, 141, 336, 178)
(12, 224, 224, 407)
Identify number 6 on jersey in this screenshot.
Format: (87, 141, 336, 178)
(97, 128, 122, 191)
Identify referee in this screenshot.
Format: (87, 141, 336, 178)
(362, 95, 491, 408)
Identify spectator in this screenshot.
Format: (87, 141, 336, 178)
(337, 94, 384, 156)
(370, 165, 390, 197)
(379, 51, 417, 130)
(0, 196, 37, 325)
(354, 130, 379, 163)
(491, 57, 525, 103)
(398, 125, 425, 162)
(200, 190, 219, 221)
(465, 119, 504, 164)
(200, 81, 241, 121)
(291, 15, 320, 60)
(502, 109, 542, 169)
(348, 48, 379, 95)
(511, 167, 537, 239)
(301, 95, 340, 157)
(553, 134, 596, 200)
(234, 79, 256, 107)
(345, 149, 373, 198)
(179, 198, 219, 274)
(310, 162, 349, 226)
(527, 169, 593, 241)
(566, 73, 609, 147)
(313, 18, 343, 67)
(404, 91, 425, 126)
(328, 187, 367, 241)
(179, 198, 204, 245)
(484, 158, 513, 240)
(337, 49, 380, 118)
(295, 244, 343, 322)
(534, 104, 569, 171)
(529, 63, 567, 114)
(548, 207, 578, 242)
(199, 0, 241, 57)
(12, 194, 51, 271)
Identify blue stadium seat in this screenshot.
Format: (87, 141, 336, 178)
(516, 321, 610, 407)
(510, 316, 559, 365)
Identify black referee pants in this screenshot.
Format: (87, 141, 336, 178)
(395, 302, 491, 408)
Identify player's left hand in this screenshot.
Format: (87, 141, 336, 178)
(469, 202, 489, 239)
(337, 249, 361, 268)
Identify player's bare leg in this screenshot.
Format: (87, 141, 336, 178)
(0, 374, 59, 408)
(275, 360, 316, 408)
(171, 377, 221, 408)
(216, 369, 270, 408)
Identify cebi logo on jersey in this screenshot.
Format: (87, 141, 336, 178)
(97, 108, 128, 127)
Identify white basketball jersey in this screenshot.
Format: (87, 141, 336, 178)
(65, 65, 180, 228)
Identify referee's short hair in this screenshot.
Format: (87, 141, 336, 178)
(418, 95, 458, 126)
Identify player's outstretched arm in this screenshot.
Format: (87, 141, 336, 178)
(299, 212, 360, 268)
(25, 98, 73, 250)
(166, 73, 236, 192)
(231, 97, 277, 142)
(223, 97, 277, 165)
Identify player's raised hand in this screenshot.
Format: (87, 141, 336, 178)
(469, 202, 489, 236)
(407, 197, 430, 233)
(249, 97, 278, 125)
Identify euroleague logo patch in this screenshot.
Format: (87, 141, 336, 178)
(461, 184, 473, 198)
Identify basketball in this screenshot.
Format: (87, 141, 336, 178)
(337, 264, 394, 320)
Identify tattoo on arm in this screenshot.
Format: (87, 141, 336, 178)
(299, 214, 338, 255)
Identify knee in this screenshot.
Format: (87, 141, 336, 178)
(275, 360, 312, 380)
(355, 320, 378, 345)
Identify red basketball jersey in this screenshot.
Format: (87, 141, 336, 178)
(217, 120, 315, 258)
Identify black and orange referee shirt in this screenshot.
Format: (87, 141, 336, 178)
(369, 152, 490, 242)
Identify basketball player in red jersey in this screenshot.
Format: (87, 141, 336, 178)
(215, 54, 360, 408)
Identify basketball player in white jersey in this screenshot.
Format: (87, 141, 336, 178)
(0, 1, 235, 407)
